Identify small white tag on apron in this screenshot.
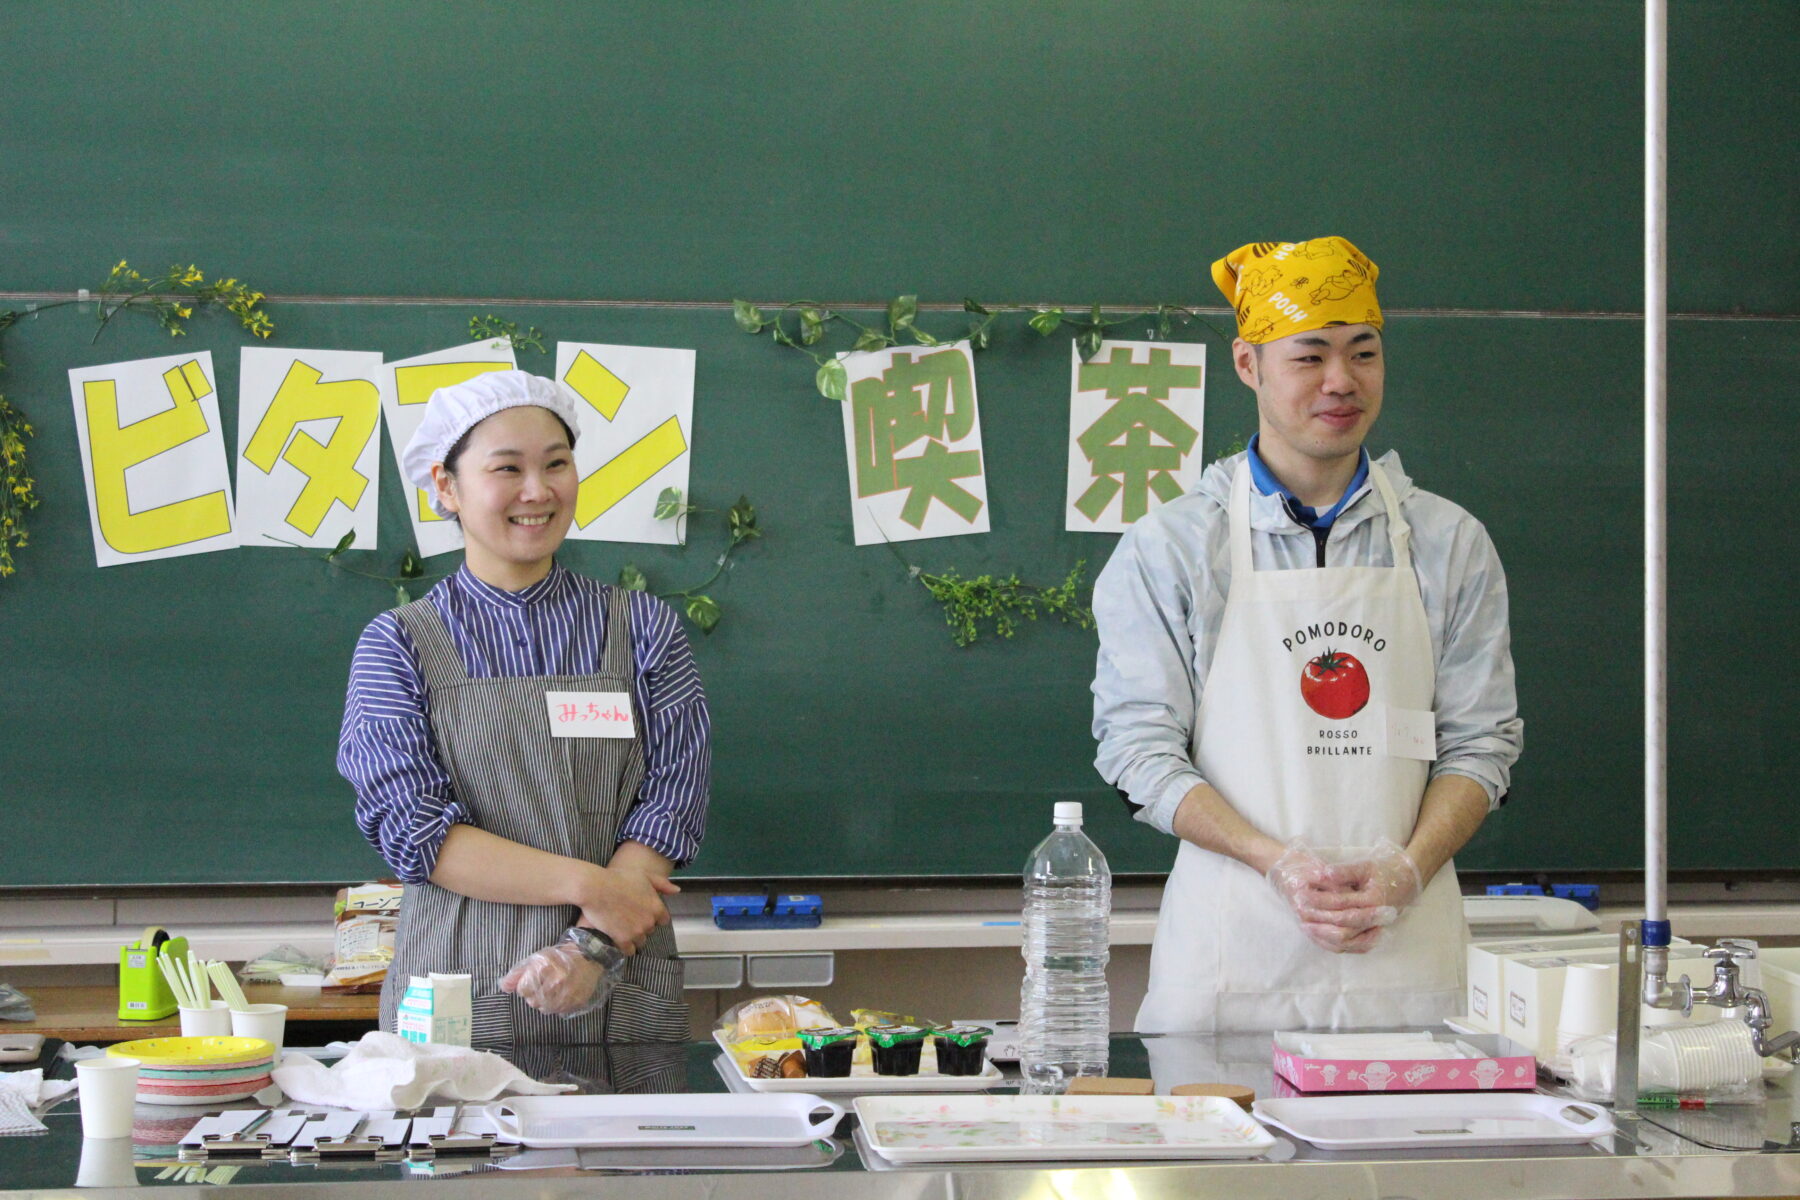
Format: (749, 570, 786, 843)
(1383, 705, 1437, 760)
(545, 690, 636, 738)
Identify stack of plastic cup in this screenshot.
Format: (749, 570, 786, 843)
(1649, 1022, 1763, 1092)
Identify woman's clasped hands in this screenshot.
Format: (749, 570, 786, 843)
(574, 846, 681, 957)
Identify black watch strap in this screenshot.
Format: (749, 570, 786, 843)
(565, 926, 622, 966)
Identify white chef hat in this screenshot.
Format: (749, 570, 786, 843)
(401, 370, 582, 518)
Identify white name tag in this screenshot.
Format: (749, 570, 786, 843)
(1383, 705, 1437, 761)
(545, 690, 636, 738)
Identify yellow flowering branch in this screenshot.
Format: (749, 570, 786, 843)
(92, 260, 274, 342)
(0, 393, 37, 580)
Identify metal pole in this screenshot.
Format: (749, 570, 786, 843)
(1642, 0, 1668, 928)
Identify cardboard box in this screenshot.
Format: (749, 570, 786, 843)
(1272, 1031, 1535, 1093)
(1501, 945, 1709, 1059)
(1464, 934, 1634, 1032)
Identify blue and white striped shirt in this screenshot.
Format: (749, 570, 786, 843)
(338, 563, 711, 884)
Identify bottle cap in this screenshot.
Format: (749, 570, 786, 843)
(1053, 802, 1083, 825)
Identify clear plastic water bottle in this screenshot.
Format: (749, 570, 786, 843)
(1018, 801, 1111, 1092)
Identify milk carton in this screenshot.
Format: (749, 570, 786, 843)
(395, 972, 472, 1047)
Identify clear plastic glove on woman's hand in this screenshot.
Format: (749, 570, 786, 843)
(499, 933, 619, 1018)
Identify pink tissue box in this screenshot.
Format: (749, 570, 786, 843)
(1271, 1031, 1537, 1093)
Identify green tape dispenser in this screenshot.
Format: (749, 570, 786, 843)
(118, 926, 187, 1021)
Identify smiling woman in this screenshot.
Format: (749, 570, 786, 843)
(431, 405, 579, 591)
(337, 370, 713, 1053)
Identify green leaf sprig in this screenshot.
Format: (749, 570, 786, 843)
(913, 558, 1095, 648)
(874, 530, 1094, 647)
(620, 489, 762, 634)
(736, 295, 1228, 398)
(468, 314, 548, 354)
(266, 530, 440, 607)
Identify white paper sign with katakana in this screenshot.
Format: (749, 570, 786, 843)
(68, 352, 238, 568)
(381, 339, 518, 559)
(554, 342, 696, 545)
(840, 340, 989, 545)
(1065, 339, 1206, 532)
(236, 348, 384, 552)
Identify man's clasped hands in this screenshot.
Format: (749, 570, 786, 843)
(1266, 840, 1424, 954)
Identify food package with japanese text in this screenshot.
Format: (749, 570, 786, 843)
(716, 995, 837, 1078)
(323, 882, 401, 993)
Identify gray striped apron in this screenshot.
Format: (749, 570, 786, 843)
(379, 586, 688, 1051)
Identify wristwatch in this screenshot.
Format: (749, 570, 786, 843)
(563, 926, 626, 971)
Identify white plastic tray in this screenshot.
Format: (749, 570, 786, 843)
(854, 1094, 1276, 1163)
(484, 1093, 843, 1149)
(1252, 1093, 1613, 1149)
(712, 1029, 1002, 1093)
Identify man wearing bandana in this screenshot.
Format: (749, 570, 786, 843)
(1092, 237, 1523, 1033)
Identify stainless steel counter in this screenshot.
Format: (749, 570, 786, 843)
(10, 1033, 1800, 1199)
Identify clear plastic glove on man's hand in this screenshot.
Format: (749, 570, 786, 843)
(1266, 839, 1423, 954)
(1292, 839, 1424, 952)
(499, 929, 624, 1018)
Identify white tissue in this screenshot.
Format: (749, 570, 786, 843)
(1297, 1033, 1462, 1059)
(271, 1031, 575, 1111)
(0, 1069, 79, 1136)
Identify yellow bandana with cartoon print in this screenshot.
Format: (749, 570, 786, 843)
(1210, 236, 1383, 344)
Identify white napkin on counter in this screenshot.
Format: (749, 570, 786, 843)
(0, 1069, 79, 1135)
(271, 1031, 575, 1111)
(1295, 1033, 1473, 1060)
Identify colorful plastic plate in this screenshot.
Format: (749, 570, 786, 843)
(139, 1061, 274, 1083)
(107, 1036, 274, 1066)
(137, 1081, 270, 1107)
(137, 1074, 272, 1097)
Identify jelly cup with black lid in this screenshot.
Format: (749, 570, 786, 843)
(797, 1026, 859, 1077)
(932, 1024, 993, 1075)
(867, 1024, 928, 1076)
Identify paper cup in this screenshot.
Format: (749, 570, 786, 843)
(75, 1135, 141, 1188)
(230, 1003, 288, 1055)
(1557, 962, 1618, 1047)
(74, 1056, 140, 1139)
(179, 1000, 232, 1037)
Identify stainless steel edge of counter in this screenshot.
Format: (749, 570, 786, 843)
(14, 1152, 1800, 1200)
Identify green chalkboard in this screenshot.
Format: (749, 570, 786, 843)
(2, 2, 1795, 312)
(2, 2, 1796, 885)
(4, 304, 1795, 884)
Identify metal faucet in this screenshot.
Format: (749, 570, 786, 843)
(1644, 938, 1800, 1060)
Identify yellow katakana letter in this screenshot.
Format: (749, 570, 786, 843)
(243, 361, 380, 537)
(83, 369, 231, 555)
(577, 417, 688, 527)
